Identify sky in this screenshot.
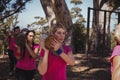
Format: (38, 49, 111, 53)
(17, 0, 93, 28)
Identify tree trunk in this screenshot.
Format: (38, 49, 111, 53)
(89, 0, 114, 54)
(40, 0, 73, 47)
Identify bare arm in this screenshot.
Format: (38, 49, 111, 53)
(26, 43, 39, 59)
(59, 51, 75, 66)
(112, 56, 120, 80)
(15, 45, 21, 60)
(37, 38, 49, 75)
(37, 50, 49, 75)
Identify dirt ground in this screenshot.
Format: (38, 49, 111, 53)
(0, 53, 111, 80)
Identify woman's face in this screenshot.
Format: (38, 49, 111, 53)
(27, 32, 35, 43)
(14, 28, 20, 35)
(54, 28, 66, 43)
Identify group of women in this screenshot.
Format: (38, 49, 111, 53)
(7, 23, 75, 80)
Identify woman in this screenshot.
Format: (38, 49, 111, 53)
(110, 23, 120, 80)
(38, 23, 75, 80)
(5, 26, 20, 76)
(14, 30, 39, 80)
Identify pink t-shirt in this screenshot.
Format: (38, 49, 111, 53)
(110, 45, 120, 72)
(14, 44, 39, 70)
(40, 46, 72, 80)
(8, 37, 15, 50)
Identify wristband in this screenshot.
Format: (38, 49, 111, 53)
(56, 48, 62, 55)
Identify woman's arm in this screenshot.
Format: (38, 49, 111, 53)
(37, 38, 49, 75)
(37, 50, 49, 75)
(25, 43, 39, 59)
(14, 45, 21, 60)
(59, 51, 75, 66)
(112, 56, 120, 80)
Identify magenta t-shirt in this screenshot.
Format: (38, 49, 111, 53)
(40, 46, 72, 80)
(110, 45, 120, 72)
(8, 37, 15, 50)
(14, 44, 39, 70)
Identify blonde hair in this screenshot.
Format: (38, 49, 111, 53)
(50, 22, 66, 34)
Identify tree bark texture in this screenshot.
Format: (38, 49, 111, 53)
(40, 0, 73, 46)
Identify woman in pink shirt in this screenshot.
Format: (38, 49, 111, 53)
(110, 23, 120, 80)
(5, 26, 20, 76)
(14, 30, 39, 80)
(38, 23, 75, 80)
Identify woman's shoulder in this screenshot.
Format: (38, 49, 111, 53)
(111, 45, 120, 56)
(63, 45, 72, 52)
(113, 45, 120, 50)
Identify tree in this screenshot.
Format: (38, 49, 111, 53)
(0, 14, 19, 30)
(72, 24, 86, 53)
(0, 0, 31, 56)
(70, 0, 86, 53)
(70, 0, 85, 24)
(89, 0, 120, 54)
(0, 0, 31, 21)
(40, 0, 73, 45)
(27, 16, 48, 36)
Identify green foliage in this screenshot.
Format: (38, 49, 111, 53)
(70, 0, 86, 53)
(33, 17, 47, 26)
(111, 32, 117, 50)
(28, 16, 47, 29)
(0, 0, 31, 21)
(72, 23, 86, 53)
(70, 0, 85, 24)
(70, 0, 82, 5)
(0, 29, 8, 54)
(1, 14, 19, 29)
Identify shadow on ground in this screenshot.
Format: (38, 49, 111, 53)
(0, 53, 111, 80)
(67, 54, 111, 80)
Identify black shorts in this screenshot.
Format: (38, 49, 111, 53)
(15, 68, 36, 80)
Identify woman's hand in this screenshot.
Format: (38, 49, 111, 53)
(25, 39, 31, 47)
(39, 37, 49, 52)
(50, 38, 61, 51)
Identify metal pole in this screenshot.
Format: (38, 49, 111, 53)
(85, 7, 90, 55)
(103, 11, 106, 53)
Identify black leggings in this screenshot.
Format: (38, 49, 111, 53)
(15, 68, 36, 80)
(8, 49, 17, 71)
